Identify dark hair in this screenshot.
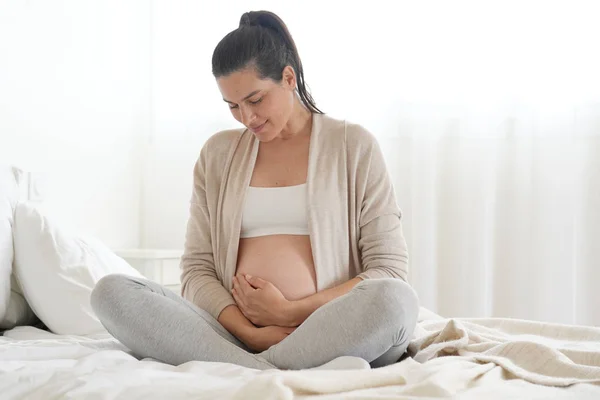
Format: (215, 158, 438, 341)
(212, 10, 323, 114)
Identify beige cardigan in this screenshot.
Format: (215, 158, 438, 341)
(180, 113, 409, 320)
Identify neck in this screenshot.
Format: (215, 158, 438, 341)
(277, 97, 312, 140)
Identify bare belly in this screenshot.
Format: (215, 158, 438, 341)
(236, 235, 317, 300)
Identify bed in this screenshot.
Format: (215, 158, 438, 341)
(2, 307, 600, 399)
(2, 166, 600, 399)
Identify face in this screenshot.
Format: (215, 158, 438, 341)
(217, 66, 296, 142)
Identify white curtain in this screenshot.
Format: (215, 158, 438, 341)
(145, 1, 600, 325)
(379, 104, 600, 326)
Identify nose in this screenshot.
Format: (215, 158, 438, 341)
(240, 105, 256, 127)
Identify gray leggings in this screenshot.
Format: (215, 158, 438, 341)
(90, 274, 419, 370)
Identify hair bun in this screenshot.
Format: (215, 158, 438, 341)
(239, 12, 259, 28)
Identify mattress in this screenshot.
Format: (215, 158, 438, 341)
(1, 311, 600, 399)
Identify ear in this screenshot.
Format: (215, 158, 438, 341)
(281, 65, 296, 90)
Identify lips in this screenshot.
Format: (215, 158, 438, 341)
(250, 121, 267, 133)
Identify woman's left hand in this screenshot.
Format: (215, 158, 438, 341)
(232, 274, 296, 327)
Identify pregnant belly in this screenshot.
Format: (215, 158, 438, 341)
(236, 235, 317, 301)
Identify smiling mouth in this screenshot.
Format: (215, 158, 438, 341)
(250, 121, 267, 133)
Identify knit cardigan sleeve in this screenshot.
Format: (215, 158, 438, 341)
(350, 124, 409, 282)
(179, 142, 236, 320)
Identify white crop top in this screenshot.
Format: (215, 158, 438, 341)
(240, 183, 309, 238)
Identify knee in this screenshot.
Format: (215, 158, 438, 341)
(90, 274, 131, 318)
(356, 279, 419, 329)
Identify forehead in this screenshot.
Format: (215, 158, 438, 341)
(217, 68, 276, 101)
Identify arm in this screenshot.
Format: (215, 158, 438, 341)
(217, 304, 256, 342)
(287, 277, 363, 326)
(235, 274, 363, 327)
(180, 144, 236, 320)
(288, 130, 409, 324)
(219, 305, 296, 351)
(353, 127, 409, 281)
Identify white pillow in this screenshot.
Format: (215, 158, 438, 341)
(0, 165, 28, 325)
(0, 274, 38, 330)
(13, 202, 144, 335)
(0, 165, 39, 330)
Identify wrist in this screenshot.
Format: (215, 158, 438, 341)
(218, 305, 258, 347)
(285, 299, 306, 327)
(238, 324, 258, 346)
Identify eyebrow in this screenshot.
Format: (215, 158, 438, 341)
(223, 90, 261, 104)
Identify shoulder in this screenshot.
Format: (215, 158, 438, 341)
(202, 128, 246, 154)
(192, 128, 246, 184)
(195, 127, 246, 165)
(320, 114, 380, 156)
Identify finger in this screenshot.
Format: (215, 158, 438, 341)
(233, 276, 245, 297)
(233, 290, 259, 323)
(232, 288, 248, 310)
(232, 278, 245, 300)
(233, 292, 252, 321)
(236, 273, 256, 295)
(245, 274, 266, 289)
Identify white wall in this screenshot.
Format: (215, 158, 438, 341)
(0, 1, 150, 248)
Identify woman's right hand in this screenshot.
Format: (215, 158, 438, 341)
(244, 325, 296, 352)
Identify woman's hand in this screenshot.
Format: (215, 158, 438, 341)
(232, 274, 296, 327)
(243, 325, 296, 352)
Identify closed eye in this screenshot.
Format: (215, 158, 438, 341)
(223, 90, 263, 109)
(227, 98, 261, 109)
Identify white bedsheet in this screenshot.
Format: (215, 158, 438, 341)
(2, 309, 600, 399)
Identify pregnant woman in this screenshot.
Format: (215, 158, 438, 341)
(91, 10, 419, 370)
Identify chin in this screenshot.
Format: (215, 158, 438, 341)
(254, 131, 278, 143)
